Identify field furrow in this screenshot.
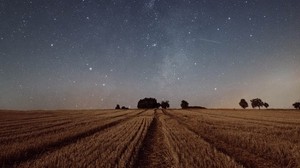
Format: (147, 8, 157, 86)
(0, 110, 126, 133)
(187, 109, 300, 126)
(160, 109, 241, 168)
(1, 108, 299, 167)
(0, 110, 135, 141)
(134, 109, 176, 168)
(167, 109, 300, 167)
(18, 111, 154, 167)
(0, 110, 146, 166)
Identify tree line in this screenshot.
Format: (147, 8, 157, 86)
(239, 99, 300, 110)
(115, 98, 205, 109)
(239, 98, 269, 109)
(114, 97, 300, 110)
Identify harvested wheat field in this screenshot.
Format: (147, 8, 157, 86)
(0, 109, 300, 168)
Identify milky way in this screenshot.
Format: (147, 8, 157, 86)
(0, 0, 299, 109)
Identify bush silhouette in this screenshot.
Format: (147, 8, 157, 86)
(181, 100, 189, 109)
(161, 101, 170, 109)
(293, 102, 300, 109)
(188, 106, 206, 109)
(264, 102, 269, 109)
(121, 106, 129, 109)
(250, 98, 265, 109)
(137, 98, 160, 109)
(115, 104, 120, 109)
(239, 99, 248, 109)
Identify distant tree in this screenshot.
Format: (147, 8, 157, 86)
(293, 102, 300, 109)
(263, 102, 269, 109)
(250, 98, 264, 109)
(181, 100, 189, 109)
(157, 103, 161, 108)
(161, 101, 170, 109)
(137, 98, 160, 109)
(239, 99, 248, 109)
(115, 104, 120, 109)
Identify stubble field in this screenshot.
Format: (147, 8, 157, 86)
(0, 109, 300, 168)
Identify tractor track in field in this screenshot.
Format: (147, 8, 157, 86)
(133, 109, 176, 168)
(2, 110, 148, 167)
(162, 109, 281, 168)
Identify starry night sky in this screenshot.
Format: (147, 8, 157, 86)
(0, 0, 299, 110)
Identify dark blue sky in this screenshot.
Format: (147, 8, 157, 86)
(0, 0, 299, 109)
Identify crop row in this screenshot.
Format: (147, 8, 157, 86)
(19, 114, 154, 167)
(0, 110, 146, 166)
(167, 109, 300, 167)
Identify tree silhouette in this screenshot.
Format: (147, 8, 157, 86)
(137, 98, 160, 109)
(250, 98, 264, 109)
(161, 101, 170, 109)
(115, 104, 120, 109)
(263, 102, 269, 109)
(293, 102, 300, 109)
(181, 100, 189, 109)
(239, 99, 248, 109)
(121, 106, 129, 109)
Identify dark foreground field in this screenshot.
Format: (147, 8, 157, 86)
(0, 109, 300, 167)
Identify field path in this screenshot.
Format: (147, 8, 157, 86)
(134, 109, 176, 168)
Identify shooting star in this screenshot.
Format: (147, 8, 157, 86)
(199, 38, 221, 44)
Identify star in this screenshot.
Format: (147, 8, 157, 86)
(0, 0, 298, 110)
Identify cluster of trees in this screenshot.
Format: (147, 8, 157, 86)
(136, 98, 205, 109)
(293, 102, 300, 109)
(239, 98, 269, 109)
(239, 99, 300, 110)
(115, 104, 129, 110)
(161, 101, 170, 109)
(137, 98, 170, 109)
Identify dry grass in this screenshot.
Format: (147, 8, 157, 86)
(166, 109, 300, 168)
(0, 109, 299, 167)
(0, 109, 144, 165)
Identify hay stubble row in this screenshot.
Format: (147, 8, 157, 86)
(0, 109, 299, 167)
